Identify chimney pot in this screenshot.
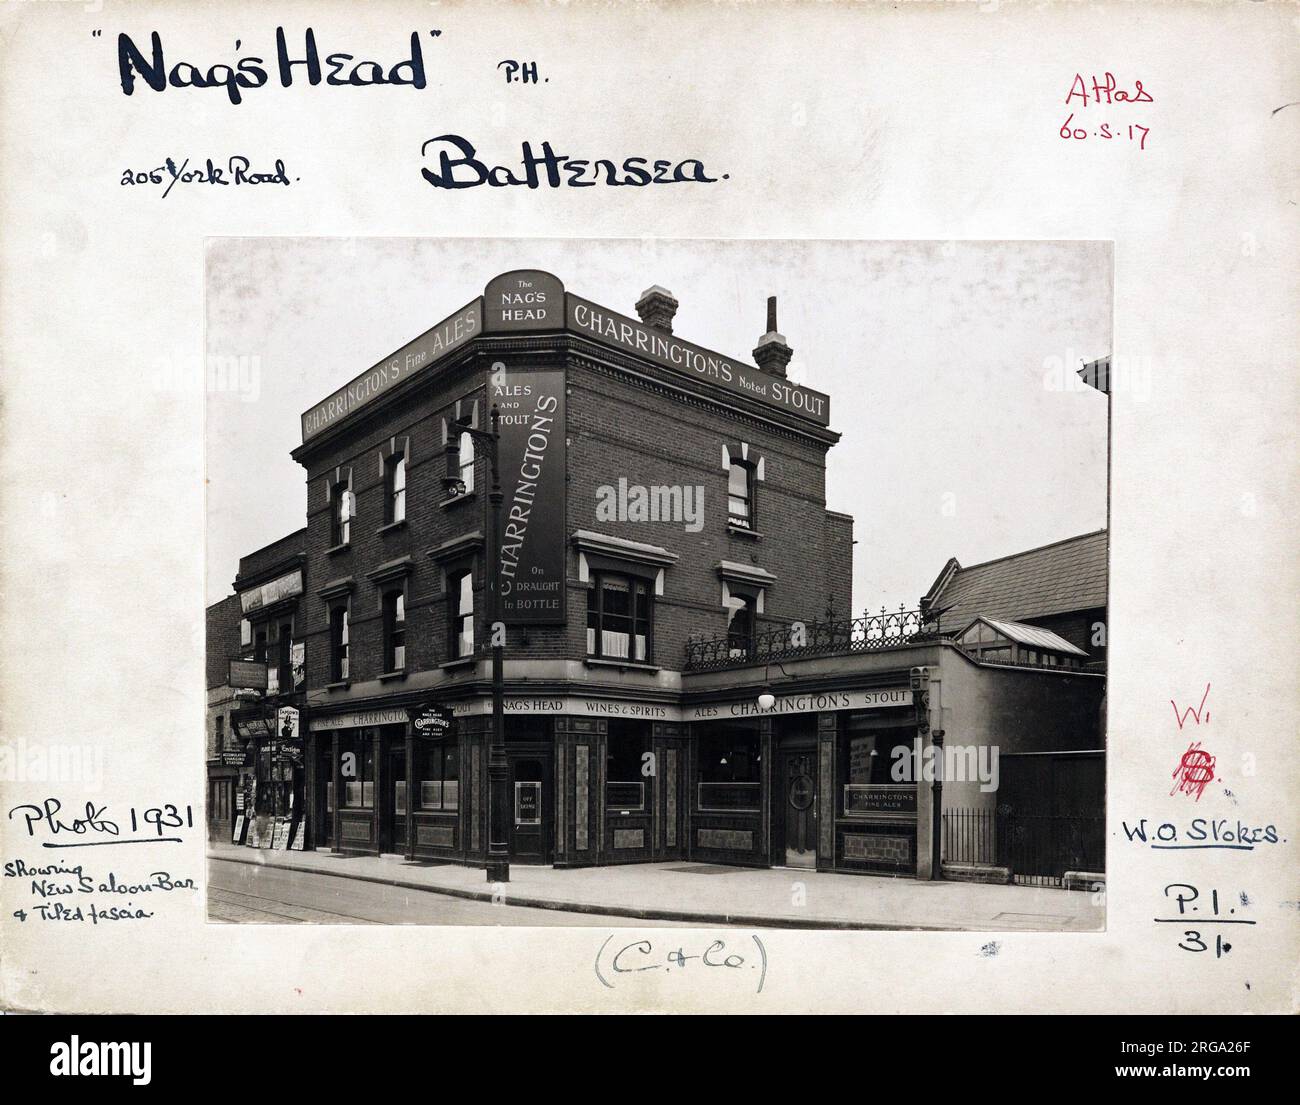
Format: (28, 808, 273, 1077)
(753, 294, 793, 378)
(635, 285, 679, 333)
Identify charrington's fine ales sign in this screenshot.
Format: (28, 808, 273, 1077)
(300, 299, 481, 442)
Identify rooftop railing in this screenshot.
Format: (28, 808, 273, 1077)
(684, 607, 943, 672)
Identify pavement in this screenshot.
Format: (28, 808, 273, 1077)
(207, 843, 1104, 930)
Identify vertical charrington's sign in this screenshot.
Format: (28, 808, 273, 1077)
(494, 369, 566, 623)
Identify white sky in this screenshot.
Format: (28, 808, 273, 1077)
(206, 238, 1110, 613)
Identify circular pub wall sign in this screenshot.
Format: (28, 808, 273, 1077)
(412, 704, 454, 738)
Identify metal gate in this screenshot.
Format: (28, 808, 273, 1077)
(998, 810, 1103, 887)
(998, 750, 1105, 887)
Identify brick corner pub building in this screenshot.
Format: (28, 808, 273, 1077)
(234, 269, 1103, 881)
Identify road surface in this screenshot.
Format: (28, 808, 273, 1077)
(207, 857, 699, 926)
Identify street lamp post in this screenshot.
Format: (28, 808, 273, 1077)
(446, 404, 509, 884)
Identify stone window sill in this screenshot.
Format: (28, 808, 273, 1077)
(439, 656, 477, 672)
(440, 491, 477, 510)
(378, 670, 407, 683)
(727, 525, 763, 540)
(324, 680, 350, 691)
(325, 542, 350, 557)
(377, 520, 407, 536)
(584, 657, 660, 674)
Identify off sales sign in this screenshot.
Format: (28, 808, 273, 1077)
(495, 369, 566, 623)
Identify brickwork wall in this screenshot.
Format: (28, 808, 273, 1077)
(292, 338, 854, 689)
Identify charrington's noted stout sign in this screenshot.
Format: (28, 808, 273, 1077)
(483, 270, 564, 331)
(300, 299, 482, 442)
(566, 295, 831, 427)
(495, 369, 566, 623)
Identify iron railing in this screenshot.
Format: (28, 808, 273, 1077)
(943, 806, 1002, 867)
(684, 607, 942, 672)
(943, 806, 1105, 888)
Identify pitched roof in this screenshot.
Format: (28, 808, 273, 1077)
(969, 617, 1090, 657)
(922, 530, 1108, 627)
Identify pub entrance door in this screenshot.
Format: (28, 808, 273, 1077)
(508, 753, 551, 864)
(387, 741, 408, 855)
(776, 748, 818, 868)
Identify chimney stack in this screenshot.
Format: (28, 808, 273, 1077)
(753, 295, 793, 377)
(635, 285, 679, 333)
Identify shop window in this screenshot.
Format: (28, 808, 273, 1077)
(458, 431, 475, 495)
(448, 566, 474, 657)
(839, 712, 916, 815)
(341, 730, 375, 808)
(214, 715, 225, 752)
(586, 574, 652, 662)
(385, 453, 406, 524)
(696, 723, 761, 812)
(727, 460, 755, 528)
(331, 480, 352, 546)
(255, 746, 273, 815)
(382, 590, 406, 672)
(606, 721, 649, 811)
(329, 604, 350, 682)
(253, 627, 268, 664)
(725, 593, 756, 657)
(416, 740, 459, 811)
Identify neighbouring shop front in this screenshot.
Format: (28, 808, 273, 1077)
(230, 706, 307, 851)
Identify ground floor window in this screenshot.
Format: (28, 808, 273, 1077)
(340, 728, 376, 809)
(696, 721, 762, 811)
(209, 778, 231, 823)
(838, 710, 916, 815)
(416, 739, 460, 811)
(322, 746, 335, 814)
(606, 720, 650, 810)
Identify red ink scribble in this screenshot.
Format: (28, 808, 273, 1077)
(1171, 683, 1211, 730)
(1171, 742, 1216, 801)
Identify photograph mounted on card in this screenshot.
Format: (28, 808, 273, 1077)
(205, 237, 1109, 926)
